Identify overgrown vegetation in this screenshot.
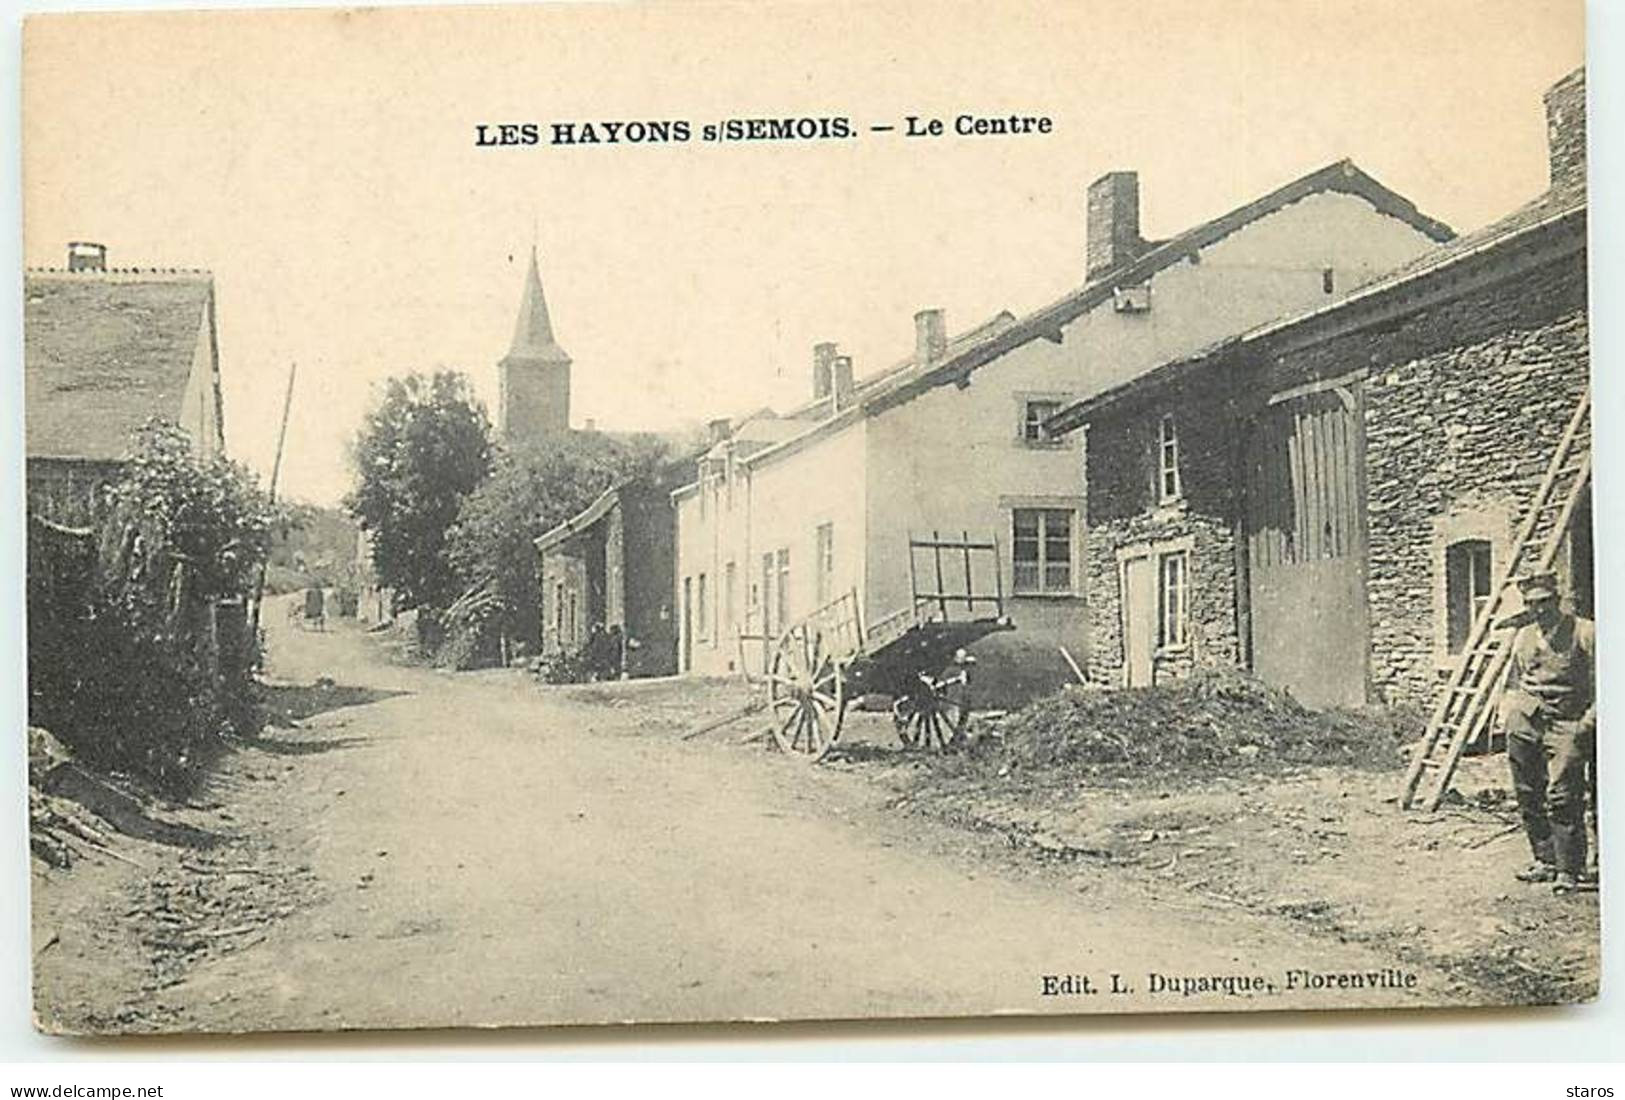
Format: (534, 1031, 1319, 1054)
(444, 432, 670, 662)
(342, 369, 676, 669)
(28, 421, 276, 794)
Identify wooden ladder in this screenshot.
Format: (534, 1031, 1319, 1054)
(1399, 386, 1592, 811)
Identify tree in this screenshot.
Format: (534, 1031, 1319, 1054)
(445, 431, 669, 655)
(346, 371, 492, 609)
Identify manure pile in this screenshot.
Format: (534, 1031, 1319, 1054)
(989, 668, 1409, 774)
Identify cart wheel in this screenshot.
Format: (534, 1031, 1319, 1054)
(767, 625, 846, 761)
(894, 667, 971, 751)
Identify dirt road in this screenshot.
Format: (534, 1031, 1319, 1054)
(40, 608, 1481, 1035)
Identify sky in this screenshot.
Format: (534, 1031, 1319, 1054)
(21, 0, 1584, 506)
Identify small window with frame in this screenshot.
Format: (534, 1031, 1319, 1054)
(1022, 399, 1063, 445)
(1445, 539, 1493, 653)
(1158, 550, 1189, 649)
(1157, 412, 1182, 504)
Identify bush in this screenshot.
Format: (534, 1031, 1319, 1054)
(27, 421, 276, 795)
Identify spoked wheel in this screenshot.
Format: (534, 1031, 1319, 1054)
(893, 667, 971, 751)
(767, 625, 846, 762)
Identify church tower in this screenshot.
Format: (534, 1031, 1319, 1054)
(497, 246, 572, 440)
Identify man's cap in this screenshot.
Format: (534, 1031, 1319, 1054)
(1516, 572, 1560, 600)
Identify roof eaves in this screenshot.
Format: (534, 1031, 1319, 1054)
(873, 162, 1453, 418)
(1044, 198, 1582, 436)
(534, 484, 619, 552)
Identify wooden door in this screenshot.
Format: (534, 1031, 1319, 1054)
(1243, 387, 1368, 708)
(1121, 554, 1156, 687)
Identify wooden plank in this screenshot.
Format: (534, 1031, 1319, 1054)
(909, 538, 1000, 552)
(932, 529, 947, 619)
(1286, 416, 1305, 564)
(1308, 406, 1326, 560)
(962, 530, 974, 614)
(1324, 404, 1343, 559)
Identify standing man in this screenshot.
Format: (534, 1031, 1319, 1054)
(1499, 572, 1597, 894)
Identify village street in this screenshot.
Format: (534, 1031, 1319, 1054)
(32, 602, 1520, 1037)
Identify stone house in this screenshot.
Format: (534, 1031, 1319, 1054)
(535, 465, 691, 678)
(24, 242, 227, 525)
(1046, 69, 1588, 711)
(672, 163, 1452, 702)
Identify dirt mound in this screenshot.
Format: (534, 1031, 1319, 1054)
(988, 667, 1411, 775)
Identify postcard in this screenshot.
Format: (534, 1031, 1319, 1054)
(20, 0, 1594, 1034)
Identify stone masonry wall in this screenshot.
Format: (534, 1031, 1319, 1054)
(1084, 370, 1247, 685)
(1276, 251, 1588, 709)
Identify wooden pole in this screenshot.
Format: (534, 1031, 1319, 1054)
(252, 362, 298, 634)
(268, 362, 297, 503)
(962, 529, 973, 615)
(932, 529, 947, 619)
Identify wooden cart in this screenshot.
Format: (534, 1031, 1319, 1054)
(766, 531, 1015, 761)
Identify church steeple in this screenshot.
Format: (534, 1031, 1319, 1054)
(508, 246, 571, 365)
(498, 245, 572, 440)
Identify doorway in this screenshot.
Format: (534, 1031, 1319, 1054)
(1120, 553, 1156, 687)
(681, 576, 693, 673)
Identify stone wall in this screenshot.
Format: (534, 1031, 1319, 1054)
(1275, 249, 1589, 709)
(538, 548, 591, 656)
(1083, 370, 1246, 685)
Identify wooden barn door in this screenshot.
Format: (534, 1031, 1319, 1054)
(1243, 386, 1369, 708)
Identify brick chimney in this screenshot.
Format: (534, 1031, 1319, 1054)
(831, 355, 855, 411)
(914, 308, 947, 365)
(1544, 68, 1586, 198)
(1086, 172, 1145, 279)
(707, 417, 732, 446)
(812, 341, 838, 400)
(67, 241, 106, 272)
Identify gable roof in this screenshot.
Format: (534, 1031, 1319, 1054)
(1044, 187, 1584, 433)
(24, 268, 217, 461)
(679, 159, 1450, 486)
(669, 309, 1020, 491)
(534, 484, 618, 554)
(505, 247, 571, 366)
(864, 160, 1452, 417)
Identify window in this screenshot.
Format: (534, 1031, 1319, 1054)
(1022, 400, 1062, 444)
(1012, 508, 1074, 594)
(724, 561, 737, 635)
(1322, 267, 1335, 295)
(697, 572, 709, 641)
(761, 553, 775, 636)
(1157, 413, 1182, 504)
(553, 580, 566, 644)
(1113, 282, 1152, 313)
(776, 548, 791, 629)
(566, 589, 578, 647)
(1159, 551, 1189, 649)
(815, 523, 835, 604)
(1445, 539, 1493, 653)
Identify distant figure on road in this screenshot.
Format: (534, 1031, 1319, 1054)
(303, 585, 326, 632)
(1499, 572, 1596, 894)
